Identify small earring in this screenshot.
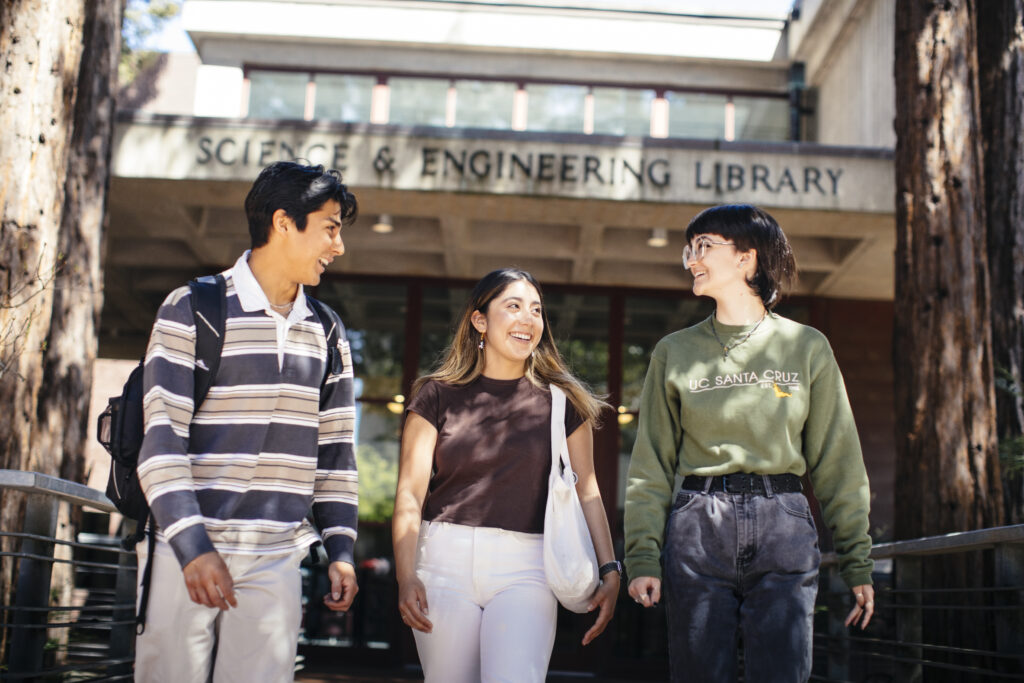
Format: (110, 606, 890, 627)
(478, 333, 485, 350)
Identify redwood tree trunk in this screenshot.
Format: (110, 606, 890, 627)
(0, 0, 105, 659)
(893, 0, 1003, 540)
(33, 0, 121, 661)
(977, 0, 1024, 525)
(36, 0, 119, 486)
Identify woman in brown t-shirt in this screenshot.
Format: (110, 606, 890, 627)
(393, 268, 619, 683)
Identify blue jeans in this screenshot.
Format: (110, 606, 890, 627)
(662, 486, 820, 683)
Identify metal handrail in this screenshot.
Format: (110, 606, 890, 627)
(821, 524, 1024, 565)
(0, 469, 117, 512)
(813, 523, 1024, 683)
(0, 469, 136, 680)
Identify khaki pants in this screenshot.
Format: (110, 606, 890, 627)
(134, 539, 305, 683)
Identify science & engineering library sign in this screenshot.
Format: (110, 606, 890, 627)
(112, 116, 893, 213)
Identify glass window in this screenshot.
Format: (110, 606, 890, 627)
(526, 83, 587, 133)
(455, 79, 515, 130)
(544, 292, 609, 394)
(314, 74, 374, 122)
(592, 87, 655, 136)
(248, 70, 307, 119)
(666, 91, 727, 139)
(389, 77, 448, 126)
(618, 296, 713, 508)
(733, 96, 790, 141)
(313, 281, 406, 523)
(419, 286, 469, 375)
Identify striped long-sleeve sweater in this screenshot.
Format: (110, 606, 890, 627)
(137, 267, 358, 569)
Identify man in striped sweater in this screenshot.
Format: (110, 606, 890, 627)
(134, 162, 360, 682)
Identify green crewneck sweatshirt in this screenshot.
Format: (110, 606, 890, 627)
(624, 312, 874, 589)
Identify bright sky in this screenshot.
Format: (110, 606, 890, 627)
(150, 0, 795, 53)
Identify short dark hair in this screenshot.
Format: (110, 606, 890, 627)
(244, 162, 358, 248)
(685, 204, 797, 308)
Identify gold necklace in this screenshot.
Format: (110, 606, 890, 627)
(709, 310, 767, 359)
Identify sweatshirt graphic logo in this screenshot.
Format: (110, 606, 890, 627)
(688, 369, 800, 395)
(772, 382, 792, 398)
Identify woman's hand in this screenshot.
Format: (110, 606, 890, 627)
(844, 584, 874, 629)
(582, 573, 619, 645)
(393, 413, 437, 634)
(565, 422, 621, 645)
(628, 576, 661, 608)
(397, 575, 433, 633)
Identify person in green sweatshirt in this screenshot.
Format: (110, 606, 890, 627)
(623, 204, 874, 683)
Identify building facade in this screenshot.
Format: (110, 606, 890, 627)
(94, 0, 898, 675)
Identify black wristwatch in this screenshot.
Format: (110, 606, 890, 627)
(599, 560, 622, 578)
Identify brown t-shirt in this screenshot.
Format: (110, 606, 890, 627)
(406, 376, 585, 534)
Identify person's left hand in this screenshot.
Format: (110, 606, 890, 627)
(844, 584, 874, 629)
(323, 561, 358, 612)
(582, 573, 620, 646)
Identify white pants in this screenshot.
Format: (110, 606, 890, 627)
(412, 521, 558, 683)
(134, 539, 305, 683)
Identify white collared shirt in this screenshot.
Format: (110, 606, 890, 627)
(227, 250, 311, 369)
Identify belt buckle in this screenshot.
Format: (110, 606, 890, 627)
(722, 473, 744, 494)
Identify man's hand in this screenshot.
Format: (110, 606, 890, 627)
(183, 551, 237, 610)
(323, 561, 358, 612)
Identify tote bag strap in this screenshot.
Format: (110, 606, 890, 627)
(550, 385, 574, 480)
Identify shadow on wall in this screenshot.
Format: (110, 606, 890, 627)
(119, 52, 198, 115)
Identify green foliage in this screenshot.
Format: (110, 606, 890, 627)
(558, 337, 609, 393)
(120, 0, 181, 85)
(995, 366, 1024, 474)
(995, 365, 1022, 399)
(999, 435, 1024, 474)
(356, 441, 398, 523)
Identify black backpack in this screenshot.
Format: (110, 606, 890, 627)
(96, 274, 344, 631)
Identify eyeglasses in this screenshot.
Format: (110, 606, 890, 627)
(682, 236, 734, 269)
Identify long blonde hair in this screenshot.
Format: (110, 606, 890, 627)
(412, 268, 609, 424)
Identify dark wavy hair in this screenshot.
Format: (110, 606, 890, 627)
(244, 161, 358, 248)
(685, 204, 797, 308)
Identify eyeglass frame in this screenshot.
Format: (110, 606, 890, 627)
(682, 236, 735, 270)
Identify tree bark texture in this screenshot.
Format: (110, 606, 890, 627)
(36, 0, 119, 486)
(34, 0, 121, 663)
(893, 0, 1003, 541)
(0, 0, 87, 658)
(977, 0, 1024, 525)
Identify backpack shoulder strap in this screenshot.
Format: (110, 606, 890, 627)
(306, 296, 344, 386)
(188, 274, 227, 408)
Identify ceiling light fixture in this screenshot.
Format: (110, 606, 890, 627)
(372, 214, 393, 234)
(647, 227, 669, 248)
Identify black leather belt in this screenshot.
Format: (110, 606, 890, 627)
(681, 473, 802, 495)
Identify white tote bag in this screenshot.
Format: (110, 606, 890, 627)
(543, 385, 600, 613)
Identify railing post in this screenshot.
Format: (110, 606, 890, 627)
(8, 492, 60, 675)
(109, 520, 138, 677)
(994, 542, 1024, 675)
(826, 565, 850, 681)
(895, 555, 922, 683)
